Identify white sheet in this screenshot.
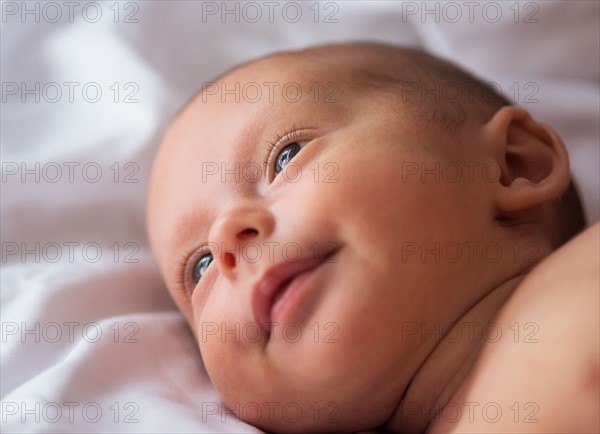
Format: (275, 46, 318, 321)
(2, 1, 598, 432)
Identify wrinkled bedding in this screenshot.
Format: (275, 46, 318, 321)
(2, 1, 598, 432)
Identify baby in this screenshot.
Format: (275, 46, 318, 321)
(146, 43, 599, 433)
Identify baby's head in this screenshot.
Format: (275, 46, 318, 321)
(147, 43, 582, 432)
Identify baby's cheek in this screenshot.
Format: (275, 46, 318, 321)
(193, 258, 403, 430)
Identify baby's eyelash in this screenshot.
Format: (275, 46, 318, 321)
(174, 246, 196, 299)
(262, 125, 317, 179)
(175, 243, 216, 298)
(261, 125, 303, 170)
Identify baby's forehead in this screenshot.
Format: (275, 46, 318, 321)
(216, 50, 350, 82)
(186, 47, 396, 112)
(170, 57, 378, 146)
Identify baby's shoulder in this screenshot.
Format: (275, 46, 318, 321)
(526, 221, 599, 298)
(430, 223, 599, 433)
(506, 221, 599, 328)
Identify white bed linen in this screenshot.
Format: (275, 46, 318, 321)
(2, 1, 598, 432)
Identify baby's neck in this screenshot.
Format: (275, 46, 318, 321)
(384, 273, 526, 433)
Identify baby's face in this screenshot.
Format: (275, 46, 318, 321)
(148, 56, 496, 431)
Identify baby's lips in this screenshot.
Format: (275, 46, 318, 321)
(251, 249, 336, 336)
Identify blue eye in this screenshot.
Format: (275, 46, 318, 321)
(275, 142, 302, 175)
(193, 253, 213, 283)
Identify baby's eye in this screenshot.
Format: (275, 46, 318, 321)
(274, 141, 308, 175)
(193, 253, 213, 284)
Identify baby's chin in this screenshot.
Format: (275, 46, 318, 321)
(213, 376, 396, 433)
(202, 331, 405, 431)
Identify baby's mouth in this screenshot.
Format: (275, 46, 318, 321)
(251, 248, 337, 336)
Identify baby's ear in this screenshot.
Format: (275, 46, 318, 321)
(483, 106, 570, 214)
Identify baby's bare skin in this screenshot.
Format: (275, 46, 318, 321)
(147, 43, 598, 433)
(426, 222, 599, 433)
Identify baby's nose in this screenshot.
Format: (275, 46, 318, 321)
(208, 204, 275, 280)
